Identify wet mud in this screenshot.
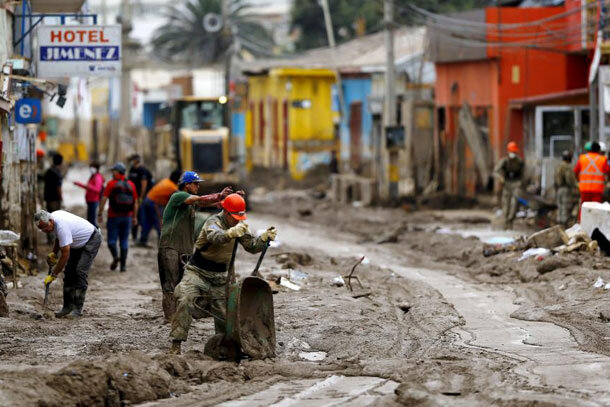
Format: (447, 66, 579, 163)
(4, 190, 610, 405)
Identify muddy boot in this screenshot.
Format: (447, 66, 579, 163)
(55, 287, 75, 318)
(162, 292, 176, 322)
(0, 291, 8, 317)
(68, 288, 86, 318)
(109, 245, 119, 271)
(120, 248, 128, 272)
(169, 340, 182, 355)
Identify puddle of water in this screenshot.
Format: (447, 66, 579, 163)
(218, 375, 398, 407)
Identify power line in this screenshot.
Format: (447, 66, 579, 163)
(389, 0, 606, 31)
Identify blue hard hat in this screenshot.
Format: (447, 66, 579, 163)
(110, 162, 126, 174)
(179, 171, 203, 184)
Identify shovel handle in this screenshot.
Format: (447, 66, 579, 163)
(251, 240, 270, 277)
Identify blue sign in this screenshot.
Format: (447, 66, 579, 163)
(15, 98, 42, 124)
(40, 46, 120, 62)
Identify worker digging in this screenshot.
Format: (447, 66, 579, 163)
(169, 193, 276, 356)
(157, 171, 233, 322)
(34, 210, 102, 318)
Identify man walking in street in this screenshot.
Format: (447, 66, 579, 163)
(169, 193, 276, 355)
(137, 170, 181, 247)
(158, 171, 232, 322)
(574, 141, 609, 218)
(555, 150, 579, 227)
(128, 154, 154, 241)
(43, 153, 64, 243)
(98, 163, 138, 272)
(494, 141, 525, 230)
(35, 210, 101, 318)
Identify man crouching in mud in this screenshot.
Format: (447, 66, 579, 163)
(169, 193, 276, 355)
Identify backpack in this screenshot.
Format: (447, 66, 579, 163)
(109, 180, 135, 213)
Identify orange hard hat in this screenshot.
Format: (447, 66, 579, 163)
(507, 141, 519, 153)
(36, 148, 45, 158)
(222, 193, 247, 221)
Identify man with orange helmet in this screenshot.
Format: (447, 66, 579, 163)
(157, 171, 233, 322)
(169, 193, 276, 355)
(494, 141, 525, 230)
(574, 141, 610, 218)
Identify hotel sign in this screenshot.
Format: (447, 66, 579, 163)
(37, 25, 121, 78)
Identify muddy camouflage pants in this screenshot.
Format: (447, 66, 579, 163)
(556, 187, 577, 227)
(502, 181, 521, 227)
(170, 263, 227, 342)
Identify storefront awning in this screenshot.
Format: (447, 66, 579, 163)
(30, 0, 85, 13)
(509, 88, 588, 108)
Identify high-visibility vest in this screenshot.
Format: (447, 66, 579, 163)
(578, 153, 607, 193)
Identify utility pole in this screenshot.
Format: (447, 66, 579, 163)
(320, 0, 346, 168)
(384, 0, 398, 199)
(115, 0, 133, 164)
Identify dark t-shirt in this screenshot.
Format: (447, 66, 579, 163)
(43, 167, 63, 202)
(127, 165, 153, 197)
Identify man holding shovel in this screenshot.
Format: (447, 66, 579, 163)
(169, 193, 276, 355)
(35, 210, 101, 318)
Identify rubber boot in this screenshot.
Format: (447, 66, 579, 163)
(169, 340, 182, 355)
(162, 291, 176, 323)
(120, 248, 128, 272)
(109, 245, 119, 271)
(55, 286, 75, 318)
(68, 288, 86, 318)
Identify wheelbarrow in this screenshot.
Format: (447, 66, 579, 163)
(202, 240, 276, 361)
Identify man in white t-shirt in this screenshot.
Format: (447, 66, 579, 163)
(34, 210, 101, 318)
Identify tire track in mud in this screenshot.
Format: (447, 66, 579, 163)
(249, 215, 610, 405)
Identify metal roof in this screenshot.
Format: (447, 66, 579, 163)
(243, 27, 427, 75)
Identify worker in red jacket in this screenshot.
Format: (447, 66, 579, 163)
(574, 141, 610, 218)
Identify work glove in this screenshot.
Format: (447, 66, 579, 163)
(46, 252, 58, 267)
(220, 186, 234, 198)
(226, 222, 248, 239)
(260, 227, 277, 242)
(43, 274, 56, 286)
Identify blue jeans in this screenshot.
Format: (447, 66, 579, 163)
(139, 198, 162, 244)
(86, 201, 99, 227)
(107, 216, 132, 251)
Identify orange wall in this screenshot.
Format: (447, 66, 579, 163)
(435, 60, 497, 108)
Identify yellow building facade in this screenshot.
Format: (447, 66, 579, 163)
(245, 68, 337, 180)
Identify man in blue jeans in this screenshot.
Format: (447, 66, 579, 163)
(97, 163, 138, 272)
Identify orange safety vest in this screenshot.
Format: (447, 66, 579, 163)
(578, 153, 607, 193)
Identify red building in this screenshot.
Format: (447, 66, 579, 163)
(430, 1, 597, 196)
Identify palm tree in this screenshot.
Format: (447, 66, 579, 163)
(151, 0, 276, 65)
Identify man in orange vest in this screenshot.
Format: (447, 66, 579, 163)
(574, 141, 610, 216)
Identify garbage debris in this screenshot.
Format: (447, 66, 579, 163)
(343, 256, 366, 291)
(0, 230, 20, 245)
(483, 236, 526, 257)
(536, 257, 569, 274)
(290, 270, 309, 281)
(331, 276, 345, 287)
(526, 225, 568, 249)
(594, 277, 605, 288)
(277, 277, 301, 291)
(518, 248, 551, 262)
(591, 228, 610, 256)
(298, 351, 327, 361)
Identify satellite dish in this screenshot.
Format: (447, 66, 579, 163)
(203, 13, 223, 33)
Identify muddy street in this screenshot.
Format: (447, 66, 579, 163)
(3, 192, 610, 406)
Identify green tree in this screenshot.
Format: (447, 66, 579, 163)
(152, 0, 275, 64)
(290, 0, 493, 51)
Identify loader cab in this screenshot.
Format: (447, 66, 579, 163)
(173, 96, 231, 179)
